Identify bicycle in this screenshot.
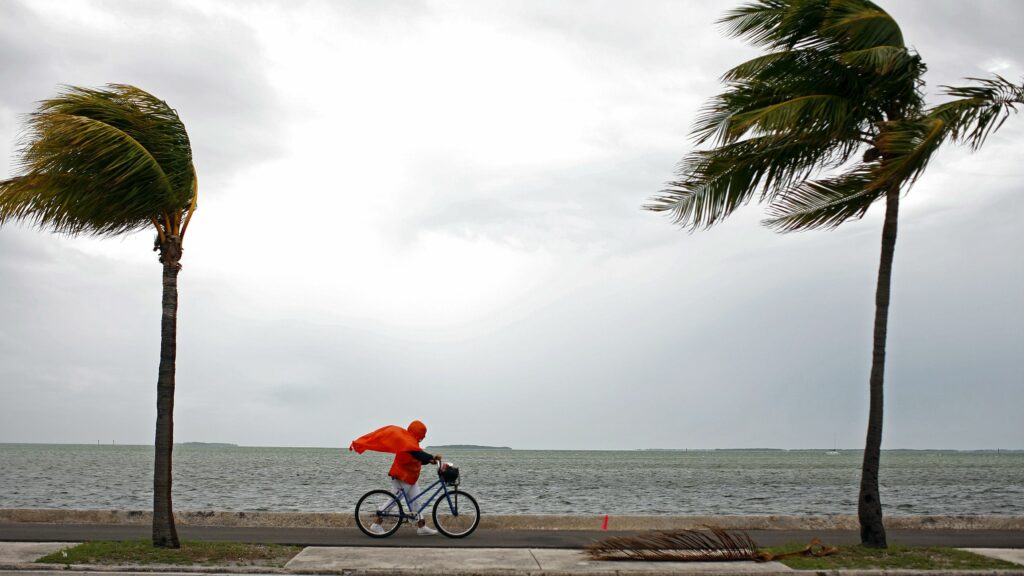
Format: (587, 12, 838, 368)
(354, 462, 481, 538)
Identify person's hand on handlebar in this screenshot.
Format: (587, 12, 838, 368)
(431, 454, 443, 464)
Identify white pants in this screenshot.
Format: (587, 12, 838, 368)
(390, 477, 424, 520)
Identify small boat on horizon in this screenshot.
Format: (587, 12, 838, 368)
(826, 436, 840, 455)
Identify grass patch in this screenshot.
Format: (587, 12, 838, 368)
(36, 540, 303, 567)
(765, 543, 1020, 570)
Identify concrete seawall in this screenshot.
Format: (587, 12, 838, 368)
(2, 509, 1023, 531)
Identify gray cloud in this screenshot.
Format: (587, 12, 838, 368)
(889, 1, 1024, 93)
(403, 152, 677, 254)
(0, 0, 285, 188)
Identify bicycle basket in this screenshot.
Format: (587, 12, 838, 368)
(438, 462, 460, 485)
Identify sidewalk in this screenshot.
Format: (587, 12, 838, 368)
(1, 542, 1023, 576)
(290, 546, 788, 574)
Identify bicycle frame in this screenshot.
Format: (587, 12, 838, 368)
(378, 478, 461, 522)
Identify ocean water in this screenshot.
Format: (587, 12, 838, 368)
(0, 444, 1021, 516)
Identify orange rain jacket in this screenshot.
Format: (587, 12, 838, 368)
(350, 421, 429, 485)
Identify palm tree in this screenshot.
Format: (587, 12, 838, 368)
(647, 0, 1023, 547)
(0, 84, 197, 548)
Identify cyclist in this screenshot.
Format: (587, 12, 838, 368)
(350, 420, 442, 536)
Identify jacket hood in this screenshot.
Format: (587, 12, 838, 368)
(407, 420, 427, 441)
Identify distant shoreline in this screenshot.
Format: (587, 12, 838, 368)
(427, 444, 512, 450)
(178, 442, 238, 448)
(0, 442, 1021, 451)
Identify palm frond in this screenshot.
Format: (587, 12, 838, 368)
(764, 165, 883, 231)
(933, 75, 1024, 149)
(820, 0, 904, 51)
(729, 94, 856, 140)
(693, 81, 864, 147)
(764, 109, 951, 233)
(37, 85, 195, 196)
(840, 45, 908, 75)
(27, 112, 174, 193)
(696, 46, 890, 147)
(873, 116, 947, 188)
(722, 50, 798, 83)
(0, 84, 194, 237)
(719, 0, 828, 50)
(1, 173, 154, 237)
(586, 528, 759, 562)
(853, 52, 926, 118)
(648, 133, 859, 229)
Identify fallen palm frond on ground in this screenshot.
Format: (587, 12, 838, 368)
(585, 527, 760, 561)
(585, 528, 841, 562)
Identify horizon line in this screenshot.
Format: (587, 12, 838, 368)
(2, 441, 1022, 452)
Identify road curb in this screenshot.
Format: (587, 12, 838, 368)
(3, 510, 1024, 531)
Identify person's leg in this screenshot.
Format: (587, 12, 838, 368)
(390, 477, 407, 502)
(369, 478, 403, 534)
(392, 478, 426, 524)
(392, 478, 435, 534)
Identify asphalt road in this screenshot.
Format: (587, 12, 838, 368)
(1, 523, 1023, 548)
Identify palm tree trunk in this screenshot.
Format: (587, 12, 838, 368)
(858, 186, 899, 548)
(153, 235, 181, 548)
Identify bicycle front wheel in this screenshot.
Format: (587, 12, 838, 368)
(355, 489, 403, 538)
(432, 489, 480, 538)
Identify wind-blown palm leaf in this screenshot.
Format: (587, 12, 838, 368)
(932, 76, 1024, 149)
(36, 86, 195, 194)
(764, 166, 883, 230)
(840, 45, 911, 75)
(730, 94, 856, 140)
(719, 0, 828, 50)
(722, 50, 798, 83)
(650, 128, 862, 230)
(762, 112, 944, 234)
(9, 113, 174, 228)
(819, 1, 903, 50)
(765, 113, 949, 233)
(0, 84, 194, 237)
(700, 56, 872, 145)
(873, 117, 947, 188)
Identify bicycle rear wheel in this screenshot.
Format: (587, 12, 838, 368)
(432, 489, 480, 538)
(355, 489, 403, 538)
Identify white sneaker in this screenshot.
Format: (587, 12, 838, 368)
(369, 523, 385, 535)
(416, 525, 438, 536)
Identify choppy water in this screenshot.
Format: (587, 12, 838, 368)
(1, 444, 1022, 516)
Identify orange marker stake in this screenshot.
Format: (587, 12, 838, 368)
(601, 514, 609, 531)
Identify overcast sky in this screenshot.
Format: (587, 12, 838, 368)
(1, 0, 1021, 451)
